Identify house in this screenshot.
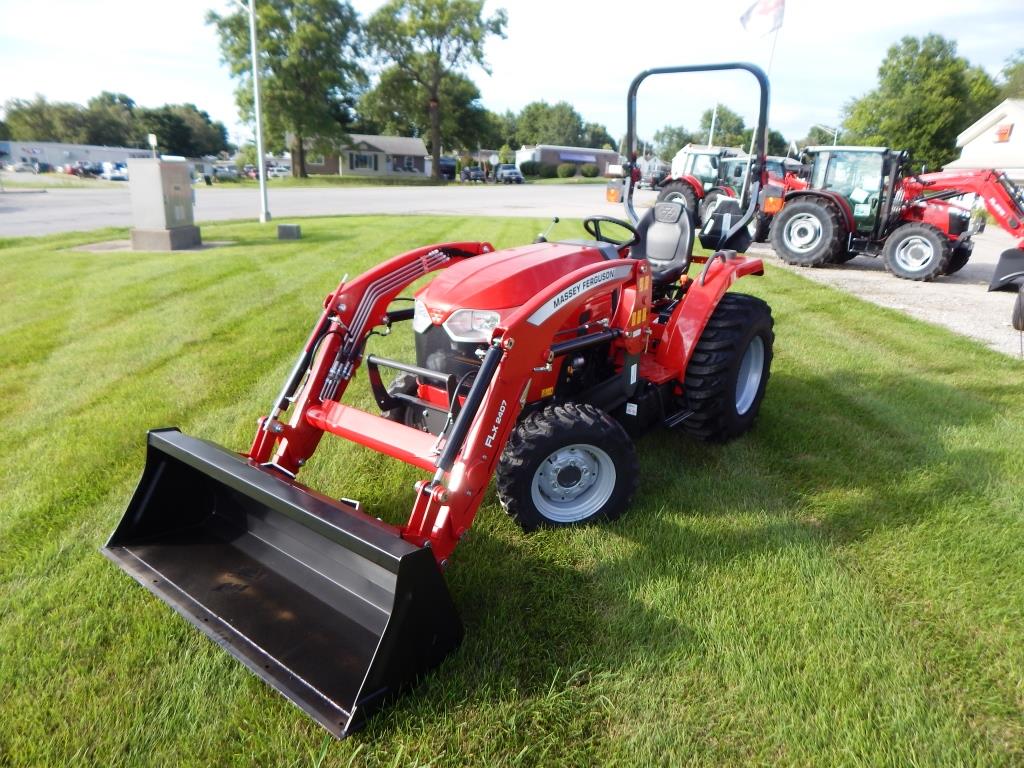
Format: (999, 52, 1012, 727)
(945, 99, 1024, 182)
(305, 134, 429, 177)
(514, 144, 621, 175)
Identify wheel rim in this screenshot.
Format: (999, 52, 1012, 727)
(735, 336, 765, 416)
(783, 213, 823, 253)
(893, 235, 935, 272)
(530, 443, 616, 523)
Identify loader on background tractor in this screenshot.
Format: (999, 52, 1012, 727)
(769, 145, 1024, 281)
(104, 63, 775, 738)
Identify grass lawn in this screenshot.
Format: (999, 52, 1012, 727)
(219, 175, 444, 189)
(528, 176, 608, 185)
(2, 215, 1023, 767)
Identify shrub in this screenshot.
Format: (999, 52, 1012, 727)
(538, 163, 559, 178)
(557, 162, 577, 178)
(580, 163, 599, 178)
(519, 160, 540, 177)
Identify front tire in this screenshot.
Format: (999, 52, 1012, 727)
(657, 181, 698, 216)
(749, 212, 771, 243)
(682, 293, 774, 442)
(700, 190, 727, 222)
(496, 403, 638, 532)
(943, 241, 973, 275)
(882, 222, 950, 281)
(770, 198, 846, 267)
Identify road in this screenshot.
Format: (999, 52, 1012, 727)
(2, 179, 1020, 357)
(0, 180, 633, 237)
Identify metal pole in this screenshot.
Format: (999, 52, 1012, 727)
(707, 104, 718, 146)
(247, 0, 271, 223)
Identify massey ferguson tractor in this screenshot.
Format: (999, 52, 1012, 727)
(657, 146, 806, 239)
(769, 145, 1024, 281)
(103, 63, 775, 738)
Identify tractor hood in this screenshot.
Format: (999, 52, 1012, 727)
(415, 241, 612, 322)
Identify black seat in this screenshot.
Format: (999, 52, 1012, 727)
(631, 201, 694, 283)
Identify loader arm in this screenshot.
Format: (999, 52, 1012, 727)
(903, 169, 1024, 248)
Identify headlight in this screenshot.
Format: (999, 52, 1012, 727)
(442, 309, 501, 342)
(412, 299, 432, 333)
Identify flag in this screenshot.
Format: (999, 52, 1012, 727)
(740, 0, 784, 36)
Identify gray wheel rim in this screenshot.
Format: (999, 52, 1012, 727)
(735, 336, 765, 416)
(783, 213, 824, 253)
(530, 443, 616, 523)
(893, 235, 935, 272)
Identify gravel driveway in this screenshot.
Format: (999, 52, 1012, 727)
(749, 227, 1022, 357)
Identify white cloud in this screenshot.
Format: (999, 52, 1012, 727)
(1, 0, 1021, 146)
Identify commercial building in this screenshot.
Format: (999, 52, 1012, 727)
(514, 144, 621, 175)
(0, 139, 151, 170)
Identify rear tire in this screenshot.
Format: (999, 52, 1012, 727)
(944, 241, 973, 275)
(882, 222, 950, 281)
(496, 403, 638, 532)
(700, 190, 727, 222)
(657, 181, 698, 216)
(682, 293, 774, 442)
(770, 198, 846, 267)
(749, 212, 771, 243)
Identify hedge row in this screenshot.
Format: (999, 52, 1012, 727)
(518, 161, 604, 179)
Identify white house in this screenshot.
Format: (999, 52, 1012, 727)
(945, 99, 1024, 182)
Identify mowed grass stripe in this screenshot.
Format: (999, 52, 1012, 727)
(1, 217, 1022, 766)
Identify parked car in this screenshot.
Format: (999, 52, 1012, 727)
(461, 166, 486, 182)
(213, 166, 239, 180)
(101, 162, 129, 181)
(267, 166, 291, 179)
(494, 164, 524, 184)
(438, 157, 456, 180)
(7, 161, 37, 173)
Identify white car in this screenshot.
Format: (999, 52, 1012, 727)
(267, 166, 291, 179)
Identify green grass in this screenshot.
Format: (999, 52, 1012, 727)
(2, 216, 1024, 767)
(0, 175, 123, 189)
(528, 176, 609, 185)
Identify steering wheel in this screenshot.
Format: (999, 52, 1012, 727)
(583, 215, 640, 248)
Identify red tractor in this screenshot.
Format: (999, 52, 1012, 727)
(104, 63, 775, 738)
(770, 146, 1024, 281)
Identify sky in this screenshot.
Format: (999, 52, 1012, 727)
(0, 0, 1021, 149)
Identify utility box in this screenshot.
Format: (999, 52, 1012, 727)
(128, 158, 201, 250)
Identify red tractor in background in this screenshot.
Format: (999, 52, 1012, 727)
(104, 63, 776, 738)
(656, 145, 807, 240)
(769, 145, 1024, 281)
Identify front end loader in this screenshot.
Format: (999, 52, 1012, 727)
(105, 62, 775, 737)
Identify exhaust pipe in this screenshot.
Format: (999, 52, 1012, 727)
(104, 429, 462, 737)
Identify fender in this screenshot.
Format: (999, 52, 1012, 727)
(658, 174, 706, 201)
(655, 253, 764, 373)
(411, 258, 645, 558)
(783, 189, 856, 233)
(708, 184, 736, 198)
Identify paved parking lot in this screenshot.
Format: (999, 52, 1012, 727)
(2, 179, 1019, 356)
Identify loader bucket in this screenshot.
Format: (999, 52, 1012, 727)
(988, 247, 1024, 291)
(103, 428, 462, 738)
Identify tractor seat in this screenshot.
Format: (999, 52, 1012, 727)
(630, 201, 694, 283)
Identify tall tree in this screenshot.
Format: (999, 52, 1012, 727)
(516, 101, 583, 146)
(4, 96, 89, 143)
(83, 92, 136, 147)
(580, 121, 615, 149)
(699, 104, 746, 147)
(366, 0, 506, 179)
(359, 68, 492, 151)
(207, 0, 365, 177)
(842, 34, 1001, 169)
(1003, 49, 1024, 99)
(653, 124, 693, 160)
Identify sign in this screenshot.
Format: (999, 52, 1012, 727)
(489, 153, 499, 165)
(995, 123, 1014, 143)
(147, 133, 158, 148)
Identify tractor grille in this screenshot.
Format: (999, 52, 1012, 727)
(414, 325, 481, 380)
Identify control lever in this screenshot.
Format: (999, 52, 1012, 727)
(534, 216, 560, 243)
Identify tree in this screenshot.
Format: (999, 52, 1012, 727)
(516, 101, 583, 146)
(359, 68, 492, 151)
(167, 104, 229, 156)
(653, 124, 693, 159)
(495, 109, 517, 148)
(207, 0, 365, 178)
(83, 92, 136, 146)
(580, 121, 614, 149)
(135, 107, 195, 156)
(700, 104, 745, 148)
(842, 34, 1001, 169)
(366, 0, 506, 179)
(1003, 49, 1024, 99)
(4, 96, 89, 143)
(498, 143, 513, 163)
(0, 119, 9, 140)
